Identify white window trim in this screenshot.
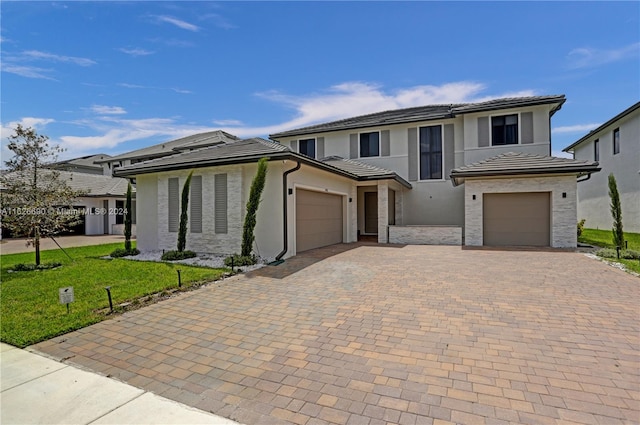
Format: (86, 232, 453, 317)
(489, 112, 521, 147)
(417, 123, 446, 182)
(358, 130, 381, 158)
(298, 137, 316, 159)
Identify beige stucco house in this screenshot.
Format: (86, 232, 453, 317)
(563, 102, 639, 233)
(115, 95, 599, 260)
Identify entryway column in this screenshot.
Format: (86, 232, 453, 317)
(377, 181, 389, 243)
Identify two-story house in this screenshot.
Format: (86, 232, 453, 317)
(563, 102, 639, 233)
(114, 95, 599, 260)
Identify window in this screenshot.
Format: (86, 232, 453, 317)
(360, 132, 380, 157)
(299, 138, 315, 158)
(613, 128, 620, 154)
(168, 177, 179, 232)
(491, 114, 518, 145)
(594, 139, 599, 161)
(419, 125, 442, 180)
(115, 200, 125, 225)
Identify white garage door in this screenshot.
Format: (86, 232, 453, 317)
(483, 192, 550, 247)
(296, 189, 343, 253)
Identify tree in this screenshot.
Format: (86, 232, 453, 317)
(241, 157, 268, 257)
(124, 182, 133, 252)
(177, 171, 193, 252)
(0, 125, 82, 265)
(608, 173, 624, 248)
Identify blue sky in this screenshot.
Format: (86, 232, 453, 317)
(1, 1, 638, 162)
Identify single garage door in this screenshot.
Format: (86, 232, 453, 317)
(296, 189, 343, 252)
(483, 192, 550, 246)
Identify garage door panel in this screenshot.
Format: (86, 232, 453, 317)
(483, 192, 550, 247)
(296, 189, 343, 253)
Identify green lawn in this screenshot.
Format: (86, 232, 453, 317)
(579, 228, 640, 275)
(1, 243, 228, 347)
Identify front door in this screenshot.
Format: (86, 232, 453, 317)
(364, 192, 378, 234)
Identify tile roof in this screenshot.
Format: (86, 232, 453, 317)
(49, 153, 111, 170)
(450, 152, 600, 186)
(96, 131, 241, 163)
(1, 170, 131, 197)
(270, 95, 566, 138)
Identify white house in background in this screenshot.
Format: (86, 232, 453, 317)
(114, 95, 599, 260)
(563, 102, 639, 233)
(1, 169, 134, 237)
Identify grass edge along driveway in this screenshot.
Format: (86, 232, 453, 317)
(0, 243, 228, 348)
(579, 228, 640, 274)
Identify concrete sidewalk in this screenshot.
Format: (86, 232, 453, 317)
(0, 343, 240, 424)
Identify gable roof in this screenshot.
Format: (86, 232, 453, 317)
(48, 153, 111, 171)
(270, 95, 566, 138)
(1, 169, 131, 197)
(562, 101, 640, 152)
(95, 130, 241, 163)
(450, 152, 600, 186)
(113, 138, 412, 188)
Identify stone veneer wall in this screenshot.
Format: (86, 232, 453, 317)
(464, 175, 578, 248)
(156, 165, 244, 255)
(389, 226, 462, 245)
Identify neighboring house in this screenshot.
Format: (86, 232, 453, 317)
(48, 153, 112, 175)
(94, 131, 240, 175)
(563, 102, 639, 233)
(1, 169, 134, 237)
(115, 95, 599, 259)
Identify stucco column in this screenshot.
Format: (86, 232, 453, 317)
(349, 184, 358, 242)
(377, 181, 389, 243)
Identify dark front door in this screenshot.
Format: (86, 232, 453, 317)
(364, 192, 378, 234)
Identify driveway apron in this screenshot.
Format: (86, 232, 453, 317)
(33, 245, 639, 425)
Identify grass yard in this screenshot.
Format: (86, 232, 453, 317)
(579, 228, 640, 274)
(0, 243, 228, 348)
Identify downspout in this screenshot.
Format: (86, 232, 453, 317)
(577, 173, 592, 183)
(274, 160, 301, 262)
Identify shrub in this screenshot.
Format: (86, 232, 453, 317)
(11, 262, 62, 271)
(224, 253, 257, 267)
(596, 248, 640, 260)
(124, 182, 133, 252)
(161, 250, 196, 261)
(577, 219, 586, 237)
(110, 248, 140, 258)
(608, 173, 624, 247)
(177, 171, 193, 253)
(241, 158, 268, 257)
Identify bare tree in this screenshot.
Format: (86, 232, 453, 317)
(1, 125, 82, 265)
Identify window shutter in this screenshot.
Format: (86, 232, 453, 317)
(407, 128, 418, 181)
(316, 137, 325, 159)
(521, 112, 534, 144)
(190, 175, 202, 233)
(168, 178, 179, 232)
(214, 173, 228, 234)
(381, 130, 390, 156)
(290, 140, 298, 152)
(477, 117, 489, 147)
(443, 124, 455, 180)
(349, 134, 358, 159)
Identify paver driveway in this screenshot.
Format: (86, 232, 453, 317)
(33, 245, 639, 425)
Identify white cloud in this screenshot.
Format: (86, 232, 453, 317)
(567, 42, 640, 69)
(213, 119, 244, 126)
(552, 150, 573, 159)
(154, 15, 200, 32)
(171, 88, 192, 94)
(200, 13, 236, 30)
(0, 63, 56, 80)
(552, 123, 601, 134)
(119, 47, 155, 57)
(90, 105, 127, 115)
(21, 50, 96, 66)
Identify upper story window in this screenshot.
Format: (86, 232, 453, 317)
(298, 138, 315, 158)
(360, 131, 380, 157)
(491, 114, 518, 145)
(613, 128, 620, 154)
(419, 125, 443, 180)
(594, 139, 599, 161)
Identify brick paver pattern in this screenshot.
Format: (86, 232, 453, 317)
(34, 245, 639, 425)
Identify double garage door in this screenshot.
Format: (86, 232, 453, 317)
(296, 189, 343, 253)
(483, 192, 550, 247)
